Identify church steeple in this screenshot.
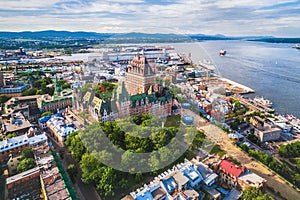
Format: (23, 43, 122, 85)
(54, 76, 62, 95)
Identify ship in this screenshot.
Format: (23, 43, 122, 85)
(219, 49, 226, 56)
(253, 96, 273, 108)
(293, 44, 300, 50)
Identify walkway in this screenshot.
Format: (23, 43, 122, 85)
(184, 109, 300, 200)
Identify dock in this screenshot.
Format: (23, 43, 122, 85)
(219, 78, 255, 94)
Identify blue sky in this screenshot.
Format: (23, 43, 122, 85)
(0, 0, 299, 37)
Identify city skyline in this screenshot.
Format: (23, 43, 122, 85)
(0, 0, 300, 37)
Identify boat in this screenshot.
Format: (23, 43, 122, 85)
(253, 96, 273, 108)
(219, 49, 226, 56)
(293, 44, 300, 49)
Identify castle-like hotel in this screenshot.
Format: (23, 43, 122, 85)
(74, 55, 180, 122)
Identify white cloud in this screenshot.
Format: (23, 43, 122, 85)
(0, 0, 299, 37)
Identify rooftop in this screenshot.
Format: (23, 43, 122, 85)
(47, 116, 76, 137)
(46, 179, 69, 200)
(3, 112, 31, 132)
(28, 133, 47, 146)
(6, 167, 41, 185)
(5, 95, 40, 106)
(238, 171, 266, 186)
(0, 134, 28, 153)
(219, 159, 246, 178)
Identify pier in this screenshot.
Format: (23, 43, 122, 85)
(219, 78, 255, 94)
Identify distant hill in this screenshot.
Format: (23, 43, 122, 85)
(0, 30, 299, 43)
(0, 30, 113, 39)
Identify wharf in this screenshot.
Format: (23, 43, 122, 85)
(219, 78, 255, 94)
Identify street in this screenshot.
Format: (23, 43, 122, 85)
(46, 132, 101, 200)
(184, 109, 300, 200)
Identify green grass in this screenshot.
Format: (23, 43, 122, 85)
(210, 145, 226, 157)
(165, 115, 181, 128)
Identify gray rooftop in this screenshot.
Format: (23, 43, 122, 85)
(6, 167, 41, 185)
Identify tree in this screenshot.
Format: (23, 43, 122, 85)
(17, 158, 36, 173)
(6, 132, 17, 139)
(21, 147, 34, 159)
(59, 149, 65, 159)
(67, 164, 78, 181)
(241, 187, 274, 200)
(0, 94, 10, 104)
(279, 142, 300, 158)
(65, 131, 86, 162)
(21, 88, 37, 96)
(62, 83, 71, 89)
(248, 134, 260, 145)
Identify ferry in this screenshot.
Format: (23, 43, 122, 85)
(293, 44, 300, 49)
(219, 49, 226, 56)
(253, 96, 273, 108)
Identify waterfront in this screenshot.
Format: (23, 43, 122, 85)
(51, 40, 300, 118)
(173, 41, 300, 118)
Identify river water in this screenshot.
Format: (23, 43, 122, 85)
(172, 41, 300, 118)
(55, 41, 300, 118)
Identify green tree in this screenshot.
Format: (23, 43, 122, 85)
(279, 142, 300, 158)
(62, 83, 71, 89)
(65, 131, 86, 162)
(241, 186, 274, 200)
(21, 147, 34, 159)
(6, 132, 17, 139)
(67, 164, 78, 181)
(17, 158, 36, 173)
(21, 88, 37, 96)
(0, 94, 10, 104)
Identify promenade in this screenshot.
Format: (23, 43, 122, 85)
(184, 109, 300, 200)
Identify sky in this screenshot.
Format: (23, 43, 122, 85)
(0, 0, 299, 37)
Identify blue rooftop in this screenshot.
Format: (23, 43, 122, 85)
(38, 112, 63, 123)
(161, 177, 177, 195)
(136, 191, 154, 200)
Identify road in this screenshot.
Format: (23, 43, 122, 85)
(184, 109, 300, 200)
(47, 132, 101, 200)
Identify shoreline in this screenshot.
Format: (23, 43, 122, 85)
(219, 77, 255, 94)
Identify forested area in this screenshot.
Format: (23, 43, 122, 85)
(65, 114, 205, 198)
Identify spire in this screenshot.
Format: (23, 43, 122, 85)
(148, 85, 152, 95)
(54, 76, 62, 95)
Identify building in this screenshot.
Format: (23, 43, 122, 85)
(37, 94, 72, 113)
(254, 125, 282, 142)
(0, 133, 47, 163)
(46, 115, 76, 145)
(4, 95, 41, 120)
(0, 71, 5, 88)
(191, 158, 218, 188)
(125, 55, 156, 95)
(73, 55, 180, 123)
(1, 112, 32, 135)
(6, 167, 42, 200)
(218, 159, 266, 190)
(38, 112, 63, 130)
(179, 163, 203, 189)
(37, 77, 73, 113)
(126, 159, 212, 200)
(41, 167, 70, 200)
(0, 82, 31, 97)
(250, 116, 265, 129)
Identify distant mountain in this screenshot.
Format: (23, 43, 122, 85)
(0, 30, 299, 43)
(248, 37, 300, 44)
(0, 30, 113, 39)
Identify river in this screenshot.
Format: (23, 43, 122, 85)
(172, 41, 300, 118)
